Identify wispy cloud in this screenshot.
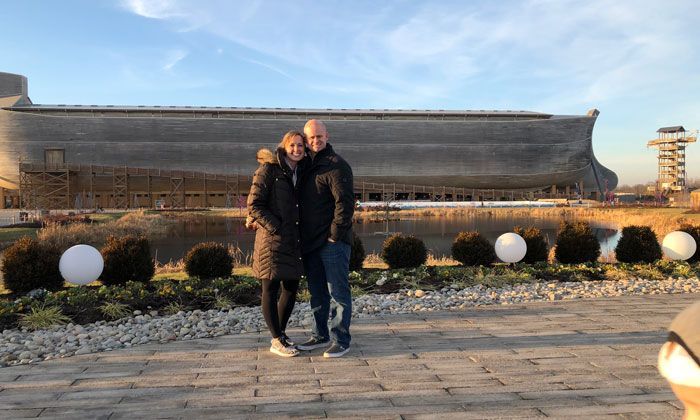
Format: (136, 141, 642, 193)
(120, 0, 182, 20)
(162, 49, 188, 71)
(118, 0, 699, 110)
(120, 0, 213, 31)
(242, 58, 294, 80)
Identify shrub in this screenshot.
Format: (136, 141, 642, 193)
(100, 235, 155, 286)
(381, 234, 427, 269)
(614, 225, 662, 263)
(513, 226, 549, 264)
(349, 232, 366, 271)
(554, 221, 601, 264)
(451, 231, 495, 266)
(184, 242, 233, 280)
(679, 224, 700, 263)
(1, 237, 64, 294)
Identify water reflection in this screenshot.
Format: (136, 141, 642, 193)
(150, 215, 621, 263)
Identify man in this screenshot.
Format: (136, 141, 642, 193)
(296, 119, 355, 358)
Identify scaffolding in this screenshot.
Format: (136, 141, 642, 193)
(17, 161, 594, 210)
(647, 126, 697, 195)
(19, 168, 70, 210)
(18, 162, 252, 210)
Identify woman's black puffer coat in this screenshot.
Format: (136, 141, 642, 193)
(247, 148, 305, 281)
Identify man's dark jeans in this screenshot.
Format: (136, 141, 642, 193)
(303, 241, 352, 347)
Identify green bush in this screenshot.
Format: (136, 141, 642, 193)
(1, 236, 64, 294)
(184, 242, 233, 280)
(554, 221, 601, 264)
(100, 235, 155, 286)
(514, 226, 549, 263)
(349, 232, 366, 271)
(614, 225, 662, 263)
(679, 224, 700, 263)
(381, 234, 427, 269)
(451, 231, 495, 266)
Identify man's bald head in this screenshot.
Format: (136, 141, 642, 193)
(304, 119, 329, 153)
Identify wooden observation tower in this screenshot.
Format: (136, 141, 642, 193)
(647, 126, 697, 195)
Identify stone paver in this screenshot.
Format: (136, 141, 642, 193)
(0, 293, 695, 419)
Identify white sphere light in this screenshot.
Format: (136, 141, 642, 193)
(59, 245, 104, 285)
(495, 232, 527, 263)
(662, 231, 697, 261)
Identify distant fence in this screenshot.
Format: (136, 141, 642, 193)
(0, 210, 39, 227)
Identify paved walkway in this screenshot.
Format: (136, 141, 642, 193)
(1, 294, 697, 419)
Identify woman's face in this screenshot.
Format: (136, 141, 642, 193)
(285, 135, 305, 162)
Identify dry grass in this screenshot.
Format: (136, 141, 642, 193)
(356, 207, 700, 238)
(228, 244, 253, 268)
(154, 259, 186, 275)
(362, 253, 386, 269)
(362, 252, 459, 269)
(570, 208, 700, 238)
(152, 271, 189, 281)
(181, 209, 249, 218)
(599, 249, 617, 263)
(150, 209, 248, 219)
(37, 210, 172, 249)
(426, 254, 460, 266)
(151, 266, 254, 281)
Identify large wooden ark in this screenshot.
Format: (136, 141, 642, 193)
(0, 71, 617, 209)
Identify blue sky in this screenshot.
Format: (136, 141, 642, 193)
(1, 0, 699, 185)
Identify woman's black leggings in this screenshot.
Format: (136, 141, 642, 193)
(261, 278, 300, 339)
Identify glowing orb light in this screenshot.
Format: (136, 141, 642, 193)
(662, 231, 697, 261)
(495, 232, 527, 263)
(59, 245, 104, 285)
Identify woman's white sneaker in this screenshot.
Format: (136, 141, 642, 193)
(270, 338, 299, 357)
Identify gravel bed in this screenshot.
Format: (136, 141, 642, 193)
(1, 276, 699, 367)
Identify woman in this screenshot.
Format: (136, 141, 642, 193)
(247, 130, 307, 357)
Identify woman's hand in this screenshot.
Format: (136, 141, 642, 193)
(245, 215, 259, 230)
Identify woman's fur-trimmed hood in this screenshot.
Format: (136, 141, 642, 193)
(256, 148, 278, 165)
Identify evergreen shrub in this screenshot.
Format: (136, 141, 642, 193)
(100, 235, 155, 285)
(184, 242, 233, 280)
(451, 231, 496, 266)
(513, 226, 549, 263)
(1, 237, 63, 294)
(614, 225, 662, 263)
(554, 221, 601, 264)
(349, 232, 366, 271)
(381, 234, 427, 269)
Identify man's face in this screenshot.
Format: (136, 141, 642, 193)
(670, 383, 700, 415)
(304, 122, 328, 153)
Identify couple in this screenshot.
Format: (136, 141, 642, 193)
(246, 119, 355, 358)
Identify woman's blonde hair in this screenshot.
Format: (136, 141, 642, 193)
(277, 130, 305, 155)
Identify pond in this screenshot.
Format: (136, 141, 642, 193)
(149, 214, 621, 263)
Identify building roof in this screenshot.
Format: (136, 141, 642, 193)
(3, 103, 557, 120)
(658, 126, 685, 133)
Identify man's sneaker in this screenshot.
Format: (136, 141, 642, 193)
(281, 332, 295, 347)
(269, 337, 299, 357)
(296, 337, 331, 351)
(323, 343, 350, 358)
